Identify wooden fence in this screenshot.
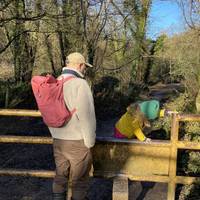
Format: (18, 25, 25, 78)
(0, 109, 200, 200)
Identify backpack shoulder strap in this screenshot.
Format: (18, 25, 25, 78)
(63, 76, 75, 83)
(61, 75, 77, 115)
(62, 69, 84, 79)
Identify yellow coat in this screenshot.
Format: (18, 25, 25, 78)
(115, 112, 146, 141)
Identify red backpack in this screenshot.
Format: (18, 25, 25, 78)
(31, 75, 76, 127)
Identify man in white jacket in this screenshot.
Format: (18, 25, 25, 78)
(49, 52, 96, 200)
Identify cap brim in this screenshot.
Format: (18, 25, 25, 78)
(85, 62, 93, 68)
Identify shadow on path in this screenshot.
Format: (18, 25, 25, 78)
(136, 182, 156, 200)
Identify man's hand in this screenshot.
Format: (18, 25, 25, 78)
(165, 110, 178, 116)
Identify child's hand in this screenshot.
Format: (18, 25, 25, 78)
(143, 137, 151, 143)
(144, 120, 151, 128)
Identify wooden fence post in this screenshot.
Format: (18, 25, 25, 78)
(167, 114, 179, 200)
(113, 177, 128, 200)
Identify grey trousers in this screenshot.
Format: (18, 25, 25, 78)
(53, 139, 92, 200)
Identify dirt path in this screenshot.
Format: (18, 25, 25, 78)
(0, 176, 167, 200)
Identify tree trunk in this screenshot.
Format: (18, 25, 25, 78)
(130, 0, 152, 83)
(44, 34, 56, 74)
(5, 0, 40, 83)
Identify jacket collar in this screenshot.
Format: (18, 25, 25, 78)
(62, 67, 84, 78)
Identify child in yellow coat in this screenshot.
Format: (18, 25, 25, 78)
(114, 100, 166, 142)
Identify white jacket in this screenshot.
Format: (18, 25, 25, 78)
(48, 68, 96, 148)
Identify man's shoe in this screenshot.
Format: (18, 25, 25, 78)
(53, 192, 66, 200)
(70, 197, 89, 200)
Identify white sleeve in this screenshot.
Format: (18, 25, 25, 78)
(76, 80, 96, 148)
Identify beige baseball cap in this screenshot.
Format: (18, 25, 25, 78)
(67, 52, 93, 68)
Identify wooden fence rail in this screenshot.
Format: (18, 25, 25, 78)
(0, 109, 200, 200)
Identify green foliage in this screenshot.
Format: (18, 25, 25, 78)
(183, 122, 200, 142)
(187, 151, 200, 174)
(150, 116, 171, 139)
(0, 82, 34, 109)
(178, 184, 200, 200)
(159, 30, 200, 95)
(149, 92, 195, 139)
(8, 83, 31, 107)
(153, 34, 167, 53)
(93, 75, 136, 119)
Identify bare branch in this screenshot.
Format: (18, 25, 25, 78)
(0, 30, 29, 54)
(0, 12, 46, 27)
(110, 0, 136, 38)
(102, 55, 141, 71)
(0, 0, 13, 11)
(177, 0, 200, 31)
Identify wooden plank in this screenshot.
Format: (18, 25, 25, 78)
(94, 171, 170, 183)
(0, 135, 53, 144)
(167, 114, 179, 200)
(0, 110, 200, 122)
(93, 142, 170, 177)
(0, 135, 171, 147)
(0, 169, 55, 178)
(0, 109, 41, 117)
(178, 114, 200, 122)
(175, 176, 200, 184)
(113, 177, 128, 200)
(177, 141, 200, 150)
(128, 175, 169, 183)
(168, 182, 176, 200)
(96, 136, 171, 146)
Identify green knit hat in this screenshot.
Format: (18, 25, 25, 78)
(139, 100, 160, 120)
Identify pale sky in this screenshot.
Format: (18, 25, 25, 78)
(147, 0, 186, 39)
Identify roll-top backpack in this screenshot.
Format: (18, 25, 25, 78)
(31, 74, 76, 127)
